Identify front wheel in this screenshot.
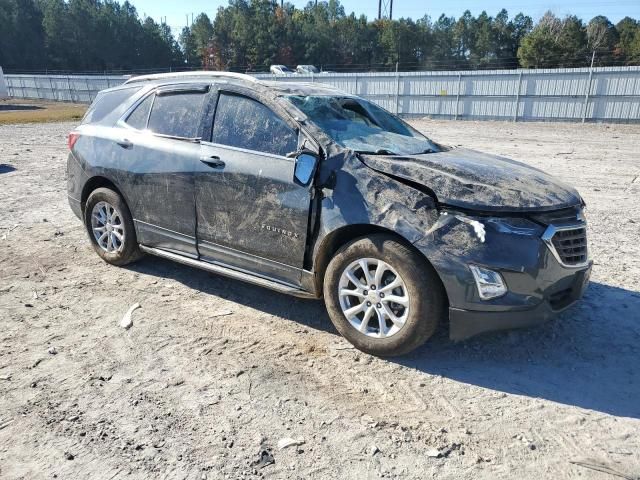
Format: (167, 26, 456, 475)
(323, 234, 446, 356)
(84, 187, 142, 266)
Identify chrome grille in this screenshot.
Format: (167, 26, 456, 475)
(543, 225, 588, 267)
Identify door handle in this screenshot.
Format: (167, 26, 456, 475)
(200, 156, 225, 169)
(117, 138, 133, 149)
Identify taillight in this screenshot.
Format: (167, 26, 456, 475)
(68, 132, 80, 150)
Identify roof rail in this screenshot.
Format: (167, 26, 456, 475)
(124, 71, 258, 85)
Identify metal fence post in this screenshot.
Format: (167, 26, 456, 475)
(86, 77, 92, 103)
(49, 76, 56, 101)
(455, 72, 462, 120)
(354, 72, 358, 95)
(66, 75, 73, 102)
(513, 71, 523, 122)
(395, 70, 401, 115)
(582, 68, 594, 123)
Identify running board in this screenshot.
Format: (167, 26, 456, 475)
(138, 245, 316, 299)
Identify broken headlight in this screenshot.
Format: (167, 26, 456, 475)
(486, 217, 542, 236)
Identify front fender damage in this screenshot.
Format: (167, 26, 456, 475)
(313, 150, 439, 246)
(309, 148, 493, 306)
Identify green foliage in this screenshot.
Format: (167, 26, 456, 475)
(615, 17, 640, 63)
(0, 0, 638, 72)
(1, 0, 185, 71)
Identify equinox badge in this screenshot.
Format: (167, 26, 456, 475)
(261, 224, 300, 239)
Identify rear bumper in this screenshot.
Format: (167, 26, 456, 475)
(449, 264, 591, 340)
(68, 194, 82, 220)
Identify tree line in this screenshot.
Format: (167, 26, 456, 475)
(1, 0, 640, 73)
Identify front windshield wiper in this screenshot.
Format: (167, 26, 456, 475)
(355, 149, 397, 155)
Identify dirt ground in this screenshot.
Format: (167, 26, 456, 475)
(1, 119, 639, 480)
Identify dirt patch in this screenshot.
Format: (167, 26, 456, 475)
(0, 99, 86, 125)
(0, 120, 639, 479)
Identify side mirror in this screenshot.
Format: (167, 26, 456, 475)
(294, 152, 318, 186)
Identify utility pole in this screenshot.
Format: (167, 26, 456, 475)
(378, 0, 393, 20)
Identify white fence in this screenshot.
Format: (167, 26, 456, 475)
(5, 66, 640, 123)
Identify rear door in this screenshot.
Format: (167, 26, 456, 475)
(115, 84, 210, 257)
(195, 87, 314, 286)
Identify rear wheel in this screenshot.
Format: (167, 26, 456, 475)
(84, 187, 142, 266)
(323, 234, 445, 356)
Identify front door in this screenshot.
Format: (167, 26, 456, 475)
(195, 89, 313, 286)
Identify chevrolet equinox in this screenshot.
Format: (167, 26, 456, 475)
(66, 71, 592, 356)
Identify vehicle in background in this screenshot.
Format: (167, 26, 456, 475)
(66, 71, 592, 356)
(270, 65, 294, 75)
(296, 65, 319, 75)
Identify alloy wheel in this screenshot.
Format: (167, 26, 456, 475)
(337, 258, 410, 338)
(91, 201, 125, 253)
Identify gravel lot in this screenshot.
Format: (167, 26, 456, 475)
(1, 120, 639, 480)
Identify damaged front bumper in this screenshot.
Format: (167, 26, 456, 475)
(448, 264, 591, 340)
(413, 210, 592, 341)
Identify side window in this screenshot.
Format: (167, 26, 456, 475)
(212, 93, 298, 157)
(147, 91, 206, 138)
(125, 94, 154, 130)
(81, 86, 142, 125)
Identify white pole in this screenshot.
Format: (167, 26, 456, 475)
(0, 66, 8, 99)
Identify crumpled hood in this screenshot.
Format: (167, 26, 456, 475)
(359, 148, 582, 212)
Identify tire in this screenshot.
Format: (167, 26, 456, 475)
(323, 234, 445, 356)
(84, 187, 142, 266)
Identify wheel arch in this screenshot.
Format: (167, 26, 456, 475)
(81, 176, 128, 214)
(312, 224, 449, 306)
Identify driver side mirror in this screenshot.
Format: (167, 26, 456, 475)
(293, 151, 318, 186)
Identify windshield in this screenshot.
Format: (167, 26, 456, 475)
(285, 95, 440, 155)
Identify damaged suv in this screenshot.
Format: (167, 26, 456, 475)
(67, 72, 592, 356)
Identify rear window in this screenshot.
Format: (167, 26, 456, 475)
(82, 86, 142, 125)
(147, 92, 206, 138)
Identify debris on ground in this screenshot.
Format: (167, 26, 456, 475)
(569, 459, 637, 480)
(277, 437, 305, 450)
(252, 450, 275, 469)
(426, 448, 442, 458)
(120, 303, 141, 329)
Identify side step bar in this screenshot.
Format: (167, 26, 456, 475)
(139, 245, 317, 299)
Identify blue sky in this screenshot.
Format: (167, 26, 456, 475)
(131, 0, 640, 34)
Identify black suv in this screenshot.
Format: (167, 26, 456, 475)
(67, 72, 592, 356)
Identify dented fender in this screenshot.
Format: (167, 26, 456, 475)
(311, 149, 440, 262)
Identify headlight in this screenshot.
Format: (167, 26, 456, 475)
(469, 265, 508, 300)
(439, 209, 542, 239)
(486, 217, 542, 236)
